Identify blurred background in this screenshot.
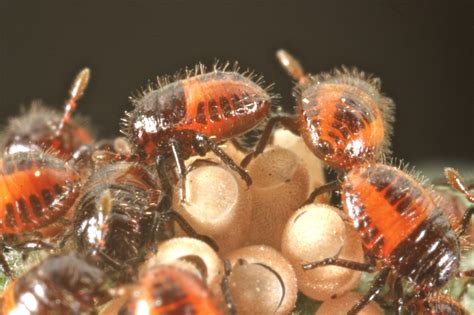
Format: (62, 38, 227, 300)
(0, 0, 472, 172)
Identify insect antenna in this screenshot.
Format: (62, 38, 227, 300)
(56, 68, 91, 135)
(276, 49, 307, 84)
(445, 168, 474, 202)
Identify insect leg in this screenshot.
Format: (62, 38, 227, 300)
(240, 115, 298, 168)
(393, 277, 405, 315)
(13, 240, 54, 263)
(92, 249, 124, 270)
(221, 259, 237, 315)
(166, 209, 219, 252)
(155, 154, 173, 197)
(304, 180, 340, 205)
(169, 139, 187, 202)
(302, 256, 376, 272)
(193, 133, 252, 186)
(13, 240, 54, 252)
(373, 276, 404, 313)
(59, 231, 74, 249)
(459, 206, 474, 237)
(348, 267, 390, 315)
(457, 278, 474, 301)
(457, 269, 474, 277)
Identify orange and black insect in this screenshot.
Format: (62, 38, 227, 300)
(0, 253, 106, 314)
(73, 161, 217, 277)
(0, 68, 93, 160)
(302, 164, 473, 314)
(104, 63, 276, 200)
(0, 150, 81, 276)
(241, 50, 394, 173)
(118, 265, 223, 315)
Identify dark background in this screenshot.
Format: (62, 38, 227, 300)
(0, 0, 472, 167)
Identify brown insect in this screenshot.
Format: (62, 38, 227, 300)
(73, 161, 218, 279)
(0, 253, 107, 314)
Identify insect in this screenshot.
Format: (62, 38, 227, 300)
(241, 50, 394, 174)
(302, 164, 474, 314)
(0, 253, 107, 314)
(73, 161, 218, 277)
(0, 150, 81, 276)
(0, 68, 93, 160)
(102, 63, 276, 200)
(118, 264, 223, 315)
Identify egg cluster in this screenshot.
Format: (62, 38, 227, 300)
(0, 50, 472, 315)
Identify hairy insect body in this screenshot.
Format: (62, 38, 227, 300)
(343, 163, 460, 292)
(297, 78, 390, 170)
(125, 71, 272, 162)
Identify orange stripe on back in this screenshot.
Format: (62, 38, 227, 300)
(182, 75, 270, 140)
(343, 164, 435, 258)
(298, 84, 385, 170)
(0, 166, 79, 234)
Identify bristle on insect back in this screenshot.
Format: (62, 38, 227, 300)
(128, 61, 279, 107)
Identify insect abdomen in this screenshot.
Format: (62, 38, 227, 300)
(297, 77, 389, 170)
(389, 210, 459, 291)
(182, 71, 272, 140)
(343, 164, 433, 258)
(0, 152, 79, 234)
(343, 163, 460, 291)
